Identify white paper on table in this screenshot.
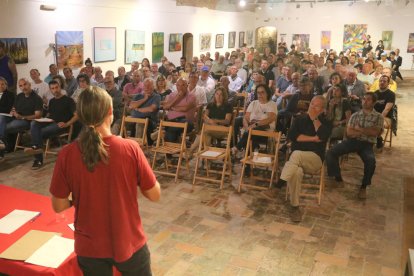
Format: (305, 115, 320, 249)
(67, 223, 74, 231)
(0, 210, 41, 234)
(34, 118, 53, 123)
(25, 236, 74, 268)
(254, 156, 272, 164)
(201, 150, 222, 157)
(0, 113, 12, 117)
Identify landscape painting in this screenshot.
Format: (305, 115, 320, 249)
(0, 38, 28, 64)
(55, 31, 83, 69)
(152, 32, 164, 63)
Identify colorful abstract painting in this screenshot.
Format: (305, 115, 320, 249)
(55, 31, 83, 69)
(246, 30, 253, 46)
(125, 30, 145, 64)
(255, 27, 277, 54)
(228, 32, 236, 48)
(200, 33, 211, 51)
(321, 31, 331, 50)
(382, 31, 393, 50)
(408, 33, 414, 53)
(93, 27, 116, 63)
(169, 33, 182, 52)
(0, 38, 28, 64)
(152, 32, 164, 63)
(215, 34, 224, 49)
(292, 34, 310, 52)
(343, 24, 367, 52)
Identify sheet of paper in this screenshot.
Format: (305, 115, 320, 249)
(34, 118, 53, 123)
(0, 230, 61, 261)
(254, 156, 272, 164)
(25, 236, 74, 268)
(201, 150, 222, 157)
(68, 223, 74, 231)
(0, 210, 40, 234)
(0, 113, 12, 117)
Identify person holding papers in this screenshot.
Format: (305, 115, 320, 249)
(0, 78, 42, 160)
(49, 86, 161, 275)
(24, 80, 77, 169)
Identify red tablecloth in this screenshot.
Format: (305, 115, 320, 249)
(0, 184, 81, 276)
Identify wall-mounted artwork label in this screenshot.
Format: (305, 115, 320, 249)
(152, 32, 164, 63)
(0, 38, 28, 64)
(125, 30, 145, 64)
(56, 31, 83, 69)
(321, 31, 331, 50)
(169, 33, 183, 52)
(343, 24, 367, 52)
(200, 33, 211, 51)
(93, 27, 116, 63)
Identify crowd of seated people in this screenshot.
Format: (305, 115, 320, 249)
(0, 41, 402, 221)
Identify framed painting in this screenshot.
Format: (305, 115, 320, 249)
(125, 30, 145, 64)
(321, 31, 331, 50)
(55, 31, 83, 69)
(169, 33, 182, 52)
(215, 34, 224, 49)
(200, 33, 211, 51)
(382, 31, 393, 50)
(0, 38, 28, 64)
(408, 33, 414, 53)
(152, 32, 164, 63)
(93, 27, 116, 63)
(246, 30, 254, 46)
(343, 24, 367, 52)
(239, 31, 245, 48)
(255, 27, 277, 54)
(292, 34, 310, 52)
(228, 31, 236, 48)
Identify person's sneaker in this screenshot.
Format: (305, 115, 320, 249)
(376, 137, 384, 149)
(290, 206, 302, 223)
(31, 160, 43, 170)
(335, 176, 343, 182)
(275, 179, 287, 189)
(24, 146, 43, 155)
(0, 140, 5, 150)
(262, 188, 279, 201)
(358, 188, 367, 199)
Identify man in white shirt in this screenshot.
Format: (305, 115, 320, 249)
(235, 58, 247, 85)
(197, 66, 215, 103)
(228, 65, 243, 93)
(188, 71, 207, 107)
(29, 68, 50, 100)
(378, 52, 391, 69)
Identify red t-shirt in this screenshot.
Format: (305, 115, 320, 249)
(50, 135, 156, 262)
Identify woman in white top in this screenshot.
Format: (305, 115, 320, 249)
(232, 84, 277, 155)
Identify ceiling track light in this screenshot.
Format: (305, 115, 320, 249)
(239, 0, 246, 7)
(40, 4, 56, 11)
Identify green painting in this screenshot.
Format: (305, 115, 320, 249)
(152, 32, 164, 63)
(382, 31, 393, 50)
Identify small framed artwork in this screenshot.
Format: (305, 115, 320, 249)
(239, 32, 245, 48)
(93, 27, 116, 63)
(228, 31, 236, 48)
(125, 30, 145, 64)
(215, 34, 224, 48)
(169, 33, 182, 52)
(0, 38, 28, 64)
(200, 33, 211, 51)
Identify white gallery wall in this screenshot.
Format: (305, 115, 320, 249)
(254, 1, 414, 69)
(0, 0, 254, 80)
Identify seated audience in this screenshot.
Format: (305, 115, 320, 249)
(103, 76, 123, 134)
(369, 67, 397, 93)
(344, 70, 366, 113)
(0, 77, 15, 155)
(123, 70, 144, 103)
(115, 66, 131, 91)
(327, 84, 351, 139)
(71, 74, 91, 103)
(326, 93, 383, 199)
(63, 67, 78, 97)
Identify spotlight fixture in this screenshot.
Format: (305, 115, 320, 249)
(239, 0, 246, 7)
(40, 4, 56, 11)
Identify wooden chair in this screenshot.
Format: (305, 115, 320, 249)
(383, 121, 393, 147)
(285, 139, 330, 205)
(119, 116, 149, 150)
(151, 120, 189, 182)
(44, 125, 74, 158)
(192, 124, 233, 189)
(238, 129, 282, 192)
(14, 130, 30, 152)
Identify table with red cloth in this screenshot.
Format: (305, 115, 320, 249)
(0, 184, 81, 276)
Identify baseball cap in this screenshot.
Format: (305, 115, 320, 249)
(201, 66, 209, 72)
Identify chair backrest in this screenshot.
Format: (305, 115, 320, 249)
(155, 120, 188, 147)
(120, 116, 149, 145)
(199, 124, 233, 150)
(245, 129, 282, 161)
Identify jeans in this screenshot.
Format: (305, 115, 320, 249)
(326, 139, 375, 187)
(30, 121, 67, 161)
(233, 116, 243, 145)
(4, 118, 31, 135)
(164, 117, 193, 143)
(0, 116, 13, 139)
(77, 244, 152, 276)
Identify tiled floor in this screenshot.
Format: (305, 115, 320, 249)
(1, 71, 413, 275)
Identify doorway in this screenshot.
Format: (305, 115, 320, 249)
(182, 33, 193, 62)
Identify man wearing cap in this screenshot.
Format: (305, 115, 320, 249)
(378, 52, 391, 69)
(197, 66, 215, 103)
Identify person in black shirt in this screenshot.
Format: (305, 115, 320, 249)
(374, 75, 395, 149)
(0, 77, 16, 156)
(259, 59, 275, 89)
(263, 96, 332, 222)
(25, 80, 77, 169)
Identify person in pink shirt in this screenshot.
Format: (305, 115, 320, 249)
(122, 70, 144, 103)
